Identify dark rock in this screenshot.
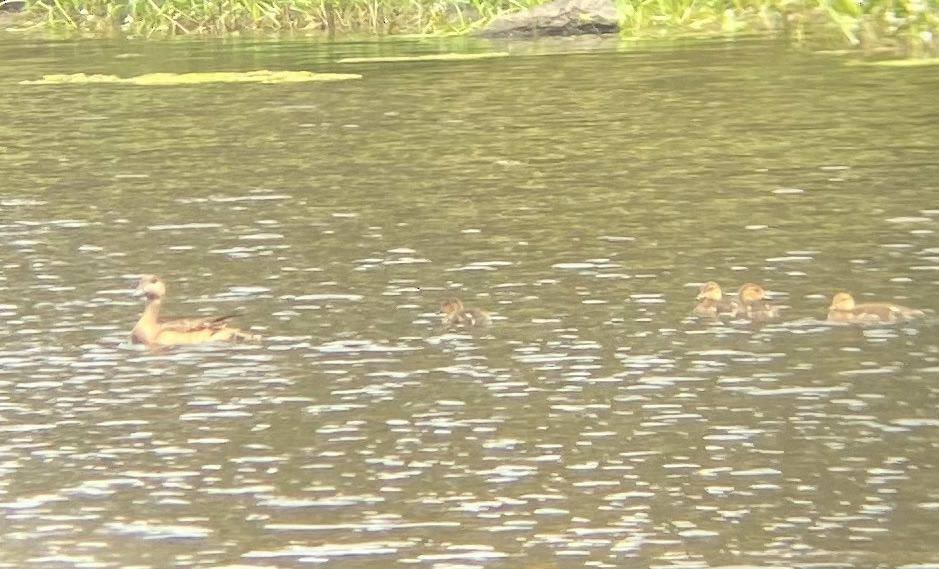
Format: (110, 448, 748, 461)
(480, 0, 619, 37)
(0, 0, 24, 12)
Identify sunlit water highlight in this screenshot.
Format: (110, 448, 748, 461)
(0, 34, 937, 568)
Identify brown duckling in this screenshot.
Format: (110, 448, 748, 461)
(693, 281, 735, 318)
(732, 282, 781, 321)
(440, 297, 490, 328)
(131, 275, 259, 347)
(827, 292, 924, 324)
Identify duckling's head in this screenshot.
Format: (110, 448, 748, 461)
(135, 274, 166, 300)
(830, 292, 855, 311)
(738, 283, 766, 304)
(696, 281, 722, 301)
(441, 297, 464, 315)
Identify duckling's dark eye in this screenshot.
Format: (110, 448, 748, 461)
(150, 277, 159, 283)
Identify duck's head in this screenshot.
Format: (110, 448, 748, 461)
(738, 283, 766, 304)
(135, 274, 166, 300)
(696, 281, 722, 301)
(830, 292, 855, 311)
(441, 297, 464, 315)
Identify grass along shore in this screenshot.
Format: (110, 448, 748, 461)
(3, 0, 937, 54)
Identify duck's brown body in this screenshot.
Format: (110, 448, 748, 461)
(693, 282, 736, 318)
(132, 275, 258, 347)
(732, 283, 781, 322)
(827, 292, 923, 324)
(441, 298, 490, 328)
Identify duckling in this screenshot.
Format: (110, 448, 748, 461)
(440, 297, 490, 328)
(131, 274, 259, 346)
(693, 281, 735, 318)
(732, 282, 781, 321)
(827, 291, 924, 324)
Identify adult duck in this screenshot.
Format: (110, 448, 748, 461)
(827, 292, 924, 324)
(131, 274, 259, 346)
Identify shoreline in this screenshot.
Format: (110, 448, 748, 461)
(1, 0, 935, 57)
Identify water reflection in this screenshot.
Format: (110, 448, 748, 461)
(0, 34, 937, 568)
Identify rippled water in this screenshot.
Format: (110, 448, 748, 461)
(1, 34, 937, 568)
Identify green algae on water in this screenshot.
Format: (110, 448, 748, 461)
(20, 70, 362, 86)
(849, 58, 939, 67)
(338, 52, 509, 64)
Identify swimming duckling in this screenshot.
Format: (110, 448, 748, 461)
(827, 292, 924, 324)
(732, 282, 781, 321)
(131, 275, 259, 346)
(693, 281, 735, 318)
(440, 297, 490, 328)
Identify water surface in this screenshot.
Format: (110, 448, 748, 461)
(1, 34, 937, 568)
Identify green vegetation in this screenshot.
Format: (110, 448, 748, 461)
(19, 70, 362, 84)
(6, 0, 938, 55)
(8, 0, 543, 35)
(611, 0, 937, 54)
